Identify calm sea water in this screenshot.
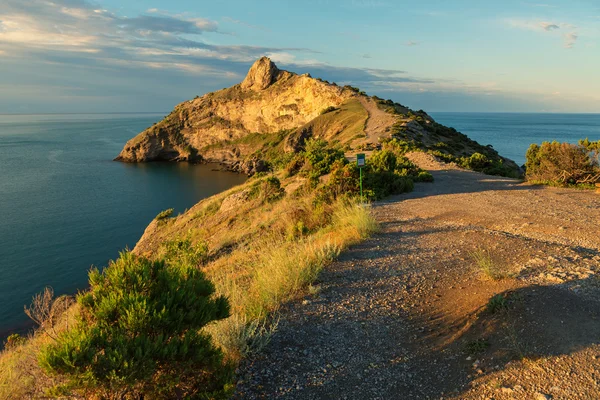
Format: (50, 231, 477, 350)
(0, 114, 246, 338)
(431, 113, 600, 166)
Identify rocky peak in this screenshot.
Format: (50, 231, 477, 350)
(241, 57, 281, 91)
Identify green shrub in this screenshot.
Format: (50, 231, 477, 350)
(363, 169, 414, 200)
(368, 149, 398, 173)
(4, 333, 26, 349)
(466, 338, 490, 354)
(303, 138, 346, 178)
(487, 294, 508, 314)
(155, 208, 174, 221)
(525, 141, 600, 186)
(284, 154, 305, 177)
(261, 176, 285, 202)
(320, 106, 338, 115)
(162, 237, 209, 267)
(381, 138, 420, 155)
(416, 171, 434, 182)
(462, 152, 491, 170)
(39, 252, 231, 398)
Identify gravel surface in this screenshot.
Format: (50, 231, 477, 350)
(235, 159, 600, 399)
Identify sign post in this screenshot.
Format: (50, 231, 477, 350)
(356, 153, 366, 200)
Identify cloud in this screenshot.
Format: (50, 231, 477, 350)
(539, 22, 560, 31)
(119, 15, 219, 35)
(564, 32, 578, 48)
(406, 41, 421, 46)
(0, 0, 318, 69)
(506, 18, 579, 48)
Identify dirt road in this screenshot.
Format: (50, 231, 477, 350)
(236, 158, 600, 399)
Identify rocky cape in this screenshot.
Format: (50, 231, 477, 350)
(115, 57, 519, 175)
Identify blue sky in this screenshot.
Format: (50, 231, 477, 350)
(0, 0, 598, 113)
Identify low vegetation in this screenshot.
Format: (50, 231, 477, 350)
(470, 248, 514, 280)
(487, 294, 508, 314)
(285, 138, 432, 201)
(465, 338, 490, 354)
(525, 139, 600, 187)
(154, 208, 174, 221)
(374, 103, 522, 178)
(40, 252, 231, 398)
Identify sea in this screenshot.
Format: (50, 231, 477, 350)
(0, 112, 599, 341)
(0, 113, 246, 340)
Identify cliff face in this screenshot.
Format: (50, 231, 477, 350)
(115, 57, 354, 167)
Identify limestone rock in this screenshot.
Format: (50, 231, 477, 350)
(241, 57, 281, 91)
(115, 57, 350, 165)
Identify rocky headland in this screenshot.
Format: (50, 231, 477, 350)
(115, 57, 520, 177)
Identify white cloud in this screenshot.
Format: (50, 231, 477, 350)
(564, 32, 578, 48)
(0, 0, 319, 76)
(539, 22, 560, 31)
(505, 18, 580, 49)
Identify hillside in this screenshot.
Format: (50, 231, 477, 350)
(116, 57, 520, 177)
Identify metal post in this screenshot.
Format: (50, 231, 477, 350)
(359, 166, 363, 200)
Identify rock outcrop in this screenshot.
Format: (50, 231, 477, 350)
(115, 57, 354, 168)
(240, 56, 282, 91)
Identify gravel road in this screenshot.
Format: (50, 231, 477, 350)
(235, 159, 600, 399)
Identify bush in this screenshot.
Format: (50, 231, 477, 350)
(261, 176, 285, 202)
(155, 208, 174, 221)
(368, 149, 398, 173)
(381, 138, 420, 155)
(314, 150, 426, 202)
(320, 106, 338, 115)
(487, 294, 508, 314)
(4, 334, 26, 350)
(284, 154, 305, 177)
(416, 171, 434, 182)
(462, 152, 491, 171)
(39, 252, 231, 398)
(248, 176, 285, 203)
(525, 141, 600, 186)
(162, 237, 209, 267)
(303, 138, 346, 178)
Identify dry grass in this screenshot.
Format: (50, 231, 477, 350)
(470, 248, 514, 281)
(205, 200, 378, 361)
(300, 98, 368, 146)
(0, 303, 79, 400)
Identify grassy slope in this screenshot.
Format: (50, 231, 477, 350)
(298, 98, 368, 145)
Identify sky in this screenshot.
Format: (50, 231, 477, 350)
(0, 0, 599, 113)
